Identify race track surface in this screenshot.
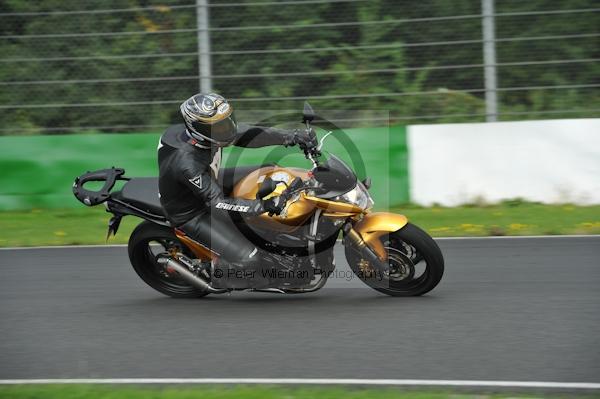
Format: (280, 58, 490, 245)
(1, 236, 599, 382)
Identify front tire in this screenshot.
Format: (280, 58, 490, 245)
(128, 221, 209, 298)
(346, 223, 444, 296)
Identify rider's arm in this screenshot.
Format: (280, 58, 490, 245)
(232, 123, 295, 148)
(183, 171, 284, 216)
(180, 164, 265, 215)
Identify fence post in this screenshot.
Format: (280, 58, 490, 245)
(196, 0, 212, 93)
(482, 0, 498, 122)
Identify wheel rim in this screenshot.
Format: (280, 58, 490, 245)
(382, 236, 430, 291)
(385, 247, 416, 282)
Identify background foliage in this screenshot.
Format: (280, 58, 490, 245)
(0, 0, 598, 135)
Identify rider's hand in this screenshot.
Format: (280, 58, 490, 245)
(262, 195, 286, 216)
(287, 129, 319, 155)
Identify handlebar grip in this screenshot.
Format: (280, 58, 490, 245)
(288, 177, 303, 192)
(278, 177, 305, 201)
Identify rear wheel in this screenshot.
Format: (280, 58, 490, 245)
(346, 223, 444, 296)
(128, 221, 209, 298)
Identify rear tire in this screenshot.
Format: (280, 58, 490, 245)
(346, 223, 444, 296)
(128, 221, 209, 298)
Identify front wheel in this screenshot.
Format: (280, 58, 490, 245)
(345, 223, 444, 296)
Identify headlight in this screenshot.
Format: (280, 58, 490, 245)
(338, 182, 374, 209)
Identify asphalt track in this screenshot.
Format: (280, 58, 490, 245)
(0, 236, 599, 383)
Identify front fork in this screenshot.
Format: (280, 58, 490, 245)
(342, 222, 389, 273)
(343, 211, 410, 272)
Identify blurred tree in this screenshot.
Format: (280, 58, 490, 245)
(0, 0, 597, 134)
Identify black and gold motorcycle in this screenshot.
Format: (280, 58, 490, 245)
(73, 103, 443, 297)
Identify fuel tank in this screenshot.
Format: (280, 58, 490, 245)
(232, 165, 315, 232)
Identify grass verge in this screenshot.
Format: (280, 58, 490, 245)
(396, 200, 600, 237)
(0, 201, 599, 247)
(0, 385, 597, 399)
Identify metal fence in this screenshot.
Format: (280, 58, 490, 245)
(0, 0, 598, 134)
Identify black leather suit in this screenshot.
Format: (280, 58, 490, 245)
(158, 123, 292, 266)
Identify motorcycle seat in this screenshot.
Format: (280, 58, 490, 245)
(112, 178, 164, 216)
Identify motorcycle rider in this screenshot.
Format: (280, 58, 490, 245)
(158, 93, 316, 287)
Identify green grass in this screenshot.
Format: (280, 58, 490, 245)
(0, 201, 599, 247)
(395, 200, 600, 237)
(0, 385, 597, 399)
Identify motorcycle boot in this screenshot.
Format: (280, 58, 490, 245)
(211, 249, 270, 290)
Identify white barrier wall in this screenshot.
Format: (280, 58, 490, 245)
(408, 119, 600, 206)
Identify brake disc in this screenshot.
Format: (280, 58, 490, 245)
(385, 248, 416, 281)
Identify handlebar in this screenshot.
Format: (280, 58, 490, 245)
(298, 126, 321, 167)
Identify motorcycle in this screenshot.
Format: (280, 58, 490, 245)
(73, 102, 444, 297)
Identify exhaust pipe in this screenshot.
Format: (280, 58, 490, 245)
(156, 256, 227, 294)
(283, 274, 328, 293)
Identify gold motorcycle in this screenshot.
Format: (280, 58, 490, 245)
(73, 103, 444, 297)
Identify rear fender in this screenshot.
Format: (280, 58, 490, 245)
(353, 212, 409, 259)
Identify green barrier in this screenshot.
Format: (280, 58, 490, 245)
(0, 126, 407, 210)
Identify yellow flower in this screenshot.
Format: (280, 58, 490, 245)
(459, 223, 485, 233)
(54, 231, 67, 237)
(578, 222, 600, 228)
(508, 223, 528, 231)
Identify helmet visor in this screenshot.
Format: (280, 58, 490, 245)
(191, 113, 237, 145)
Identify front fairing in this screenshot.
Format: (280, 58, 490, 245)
(312, 154, 358, 199)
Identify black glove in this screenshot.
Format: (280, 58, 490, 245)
(262, 195, 286, 216)
(285, 129, 319, 154)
